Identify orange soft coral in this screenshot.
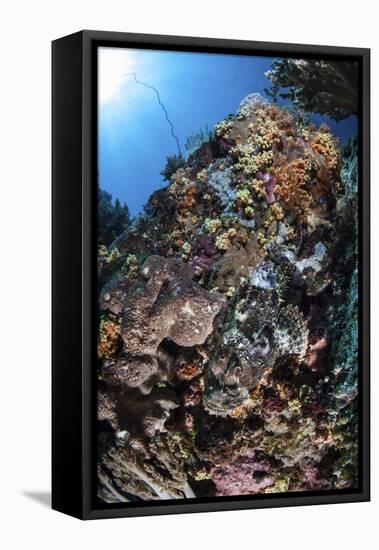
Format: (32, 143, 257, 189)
(273, 125, 340, 220)
(310, 124, 340, 171)
(274, 159, 313, 218)
(98, 317, 121, 359)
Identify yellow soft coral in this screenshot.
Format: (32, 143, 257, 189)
(214, 118, 234, 138)
(98, 246, 121, 270)
(235, 188, 253, 207)
(204, 217, 222, 234)
(125, 254, 138, 279)
(216, 232, 232, 251)
(232, 144, 273, 176)
(270, 203, 284, 221)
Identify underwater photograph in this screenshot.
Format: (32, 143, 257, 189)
(96, 46, 360, 504)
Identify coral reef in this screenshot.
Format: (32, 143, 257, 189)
(97, 91, 359, 502)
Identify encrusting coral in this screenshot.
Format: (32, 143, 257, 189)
(97, 87, 359, 502)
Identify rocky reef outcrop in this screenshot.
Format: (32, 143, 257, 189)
(97, 94, 359, 502)
(101, 255, 226, 391)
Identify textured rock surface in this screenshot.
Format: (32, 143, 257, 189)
(102, 255, 226, 389)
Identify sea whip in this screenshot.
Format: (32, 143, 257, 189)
(123, 72, 182, 156)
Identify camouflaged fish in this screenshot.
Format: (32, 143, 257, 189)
(204, 261, 309, 415)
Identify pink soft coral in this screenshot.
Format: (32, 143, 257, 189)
(210, 450, 273, 496)
(257, 171, 276, 204)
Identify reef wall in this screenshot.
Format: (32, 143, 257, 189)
(97, 95, 359, 502)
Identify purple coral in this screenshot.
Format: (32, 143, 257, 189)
(218, 137, 233, 152)
(257, 171, 276, 204)
(210, 450, 273, 496)
(290, 462, 332, 492)
(189, 235, 218, 272)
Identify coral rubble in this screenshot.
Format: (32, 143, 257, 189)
(97, 91, 359, 502)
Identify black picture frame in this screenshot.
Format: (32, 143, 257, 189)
(52, 30, 370, 520)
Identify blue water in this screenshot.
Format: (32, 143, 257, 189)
(99, 48, 357, 217)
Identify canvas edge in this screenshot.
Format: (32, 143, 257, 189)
(52, 31, 85, 520)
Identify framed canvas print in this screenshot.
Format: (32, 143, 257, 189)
(52, 30, 370, 519)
